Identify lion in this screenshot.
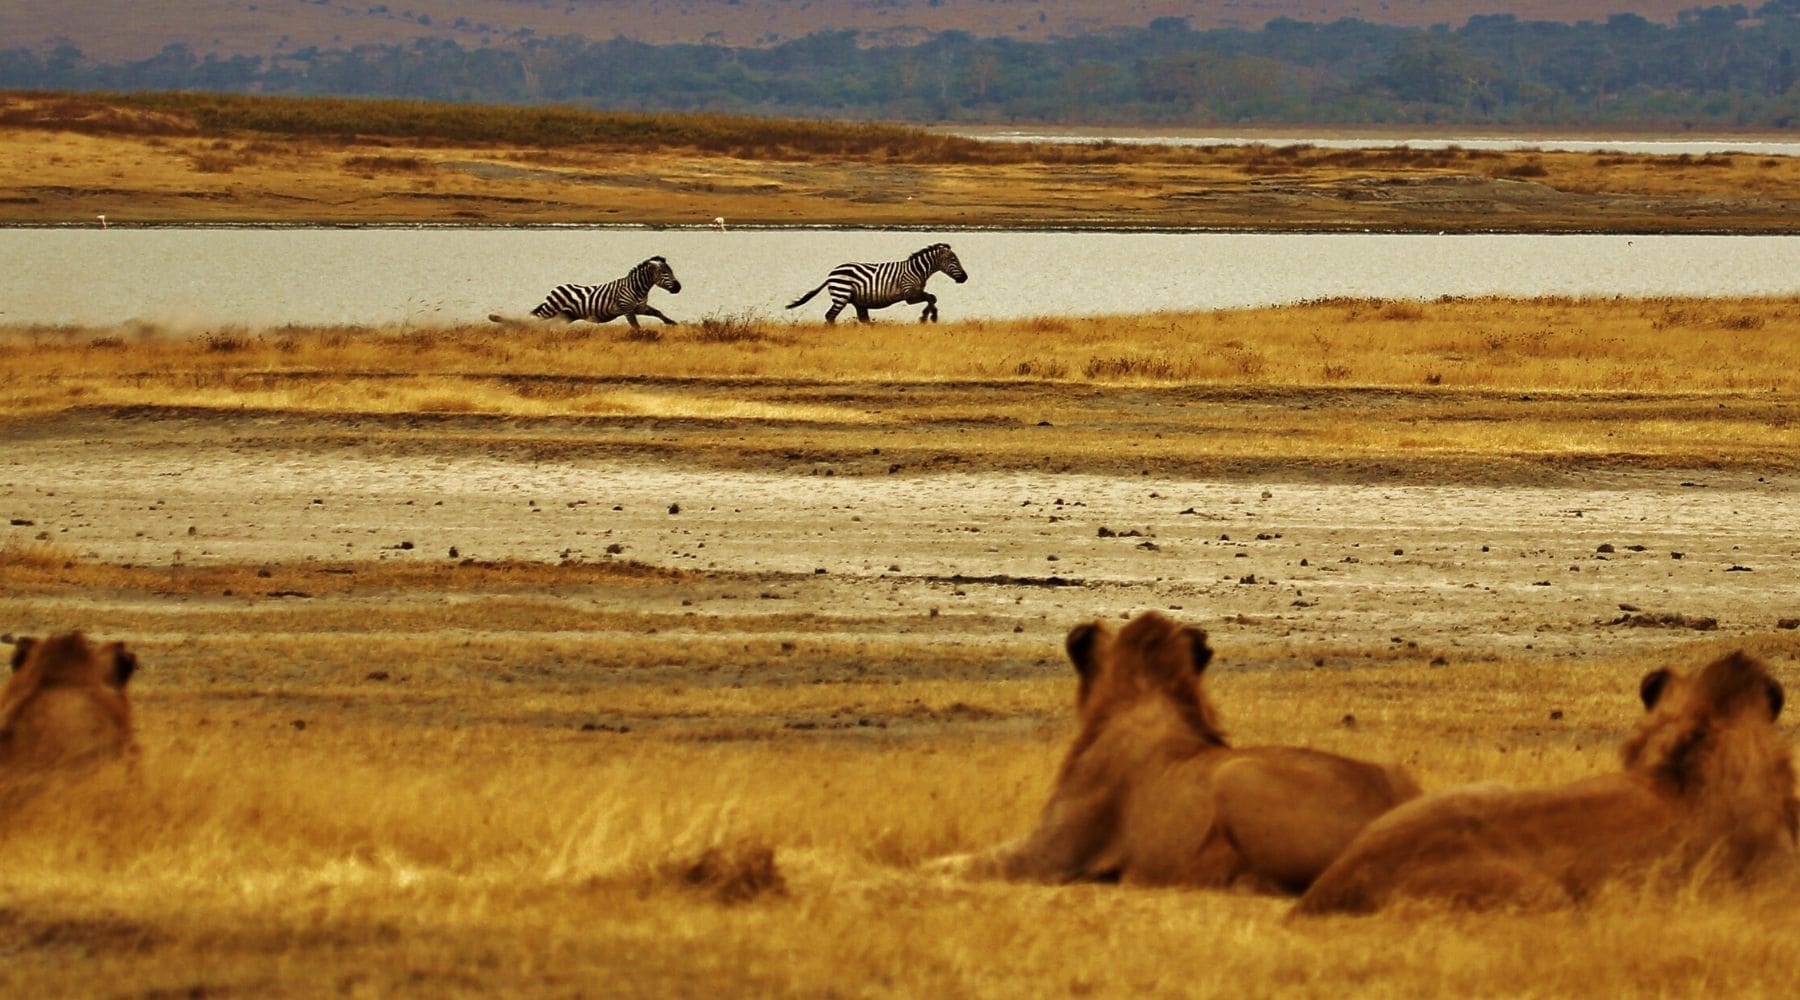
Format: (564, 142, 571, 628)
(1, 632, 139, 773)
(1295, 649, 1798, 915)
(925, 612, 1421, 892)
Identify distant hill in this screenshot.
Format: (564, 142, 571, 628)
(8, 3, 1794, 129)
(4, 1, 1712, 61)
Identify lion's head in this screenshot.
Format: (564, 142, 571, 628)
(1064, 611, 1226, 751)
(0, 632, 139, 772)
(1622, 650, 1796, 858)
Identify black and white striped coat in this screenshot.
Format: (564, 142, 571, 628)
(503, 256, 682, 328)
(786, 243, 969, 324)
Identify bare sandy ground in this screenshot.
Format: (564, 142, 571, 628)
(6, 408, 1794, 667)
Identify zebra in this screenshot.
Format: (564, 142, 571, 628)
(786, 243, 968, 324)
(490, 256, 682, 328)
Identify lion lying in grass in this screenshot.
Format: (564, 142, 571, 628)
(927, 612, 1419, 892)
(1, 632, 139, 773)
(1296, 650, 1798, 915)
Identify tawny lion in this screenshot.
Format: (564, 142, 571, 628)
(1, 632, 139, 772)
(1296, 650, 1798, 915)
(926, 612, 1420, 892)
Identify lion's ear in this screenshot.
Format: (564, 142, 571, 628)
(9, 636, 35, 672)
(110, 647, 138, 690)
(1640, 668, 1672, 710)
(1765, 678, 1784, 720)
(1185, 627, 1214, 675)
(1065, 623, 1103, 680)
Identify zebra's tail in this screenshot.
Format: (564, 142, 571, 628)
(488, 312, 533, 325)
(786, 281, 828, 310)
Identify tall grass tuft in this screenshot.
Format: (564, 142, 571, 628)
(201, 331, 252, 353)
(691, 312, 774, 344)
(1083, 354, 1185, 380)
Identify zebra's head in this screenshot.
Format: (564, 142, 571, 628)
(641, 256, 681, 294)
(921, 243, 968, 284)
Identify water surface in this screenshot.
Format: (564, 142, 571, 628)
(2, 228, 1796, 327)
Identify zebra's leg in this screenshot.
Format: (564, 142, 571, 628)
(904, 289, 939, 323)
(824, 302, 844, 324)
(623, 312, 642, 330)
(854, 304, 873, 323)
(639, 306, 680, 326)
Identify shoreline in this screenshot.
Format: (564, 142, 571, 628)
(940, 122, 1800, 143)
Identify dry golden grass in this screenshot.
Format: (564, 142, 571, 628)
(8, 295, 1793, 397)
(3, 605, 1798, 996)
(6, 296, 1797, 475)
(4, 92, 1798, 229)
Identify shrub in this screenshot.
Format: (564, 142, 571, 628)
(1012, 358, 1069, 378)
(190, 151, 240, 173)
(1716, 314, 1764, 330)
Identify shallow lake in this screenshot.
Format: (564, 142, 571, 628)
(2, 228, 1797, 328)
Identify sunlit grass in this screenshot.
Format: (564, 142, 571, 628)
(3, 618, 1798, 995)
(5, 295, 1796, 399)
(5, 296, 1795, 472)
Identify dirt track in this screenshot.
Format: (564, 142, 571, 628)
(6, 406, 1795, 667)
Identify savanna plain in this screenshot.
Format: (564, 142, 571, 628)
(6, 296, 1800, 997)
(5, 94, 1800, 998)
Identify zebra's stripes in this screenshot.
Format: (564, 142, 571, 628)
(520, 256, 682, 329)
(786, 243, 969, 324)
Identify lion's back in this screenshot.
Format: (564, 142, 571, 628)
(1203, 747, 1421, 892)
(1296, 777, 1678, 914)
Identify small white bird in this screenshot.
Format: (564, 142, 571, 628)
(97, 213, 107, 229)
(711, 216, 726, 231)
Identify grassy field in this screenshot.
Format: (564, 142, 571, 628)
(7, 295, 1798, 476)
(3, 91, 1797, 229)
(5, 552, 1800, 997)
(4, 290, 1800, 994)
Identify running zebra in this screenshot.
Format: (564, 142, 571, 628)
(786, 243, 969, 324)
(490, 256, 682, 328)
